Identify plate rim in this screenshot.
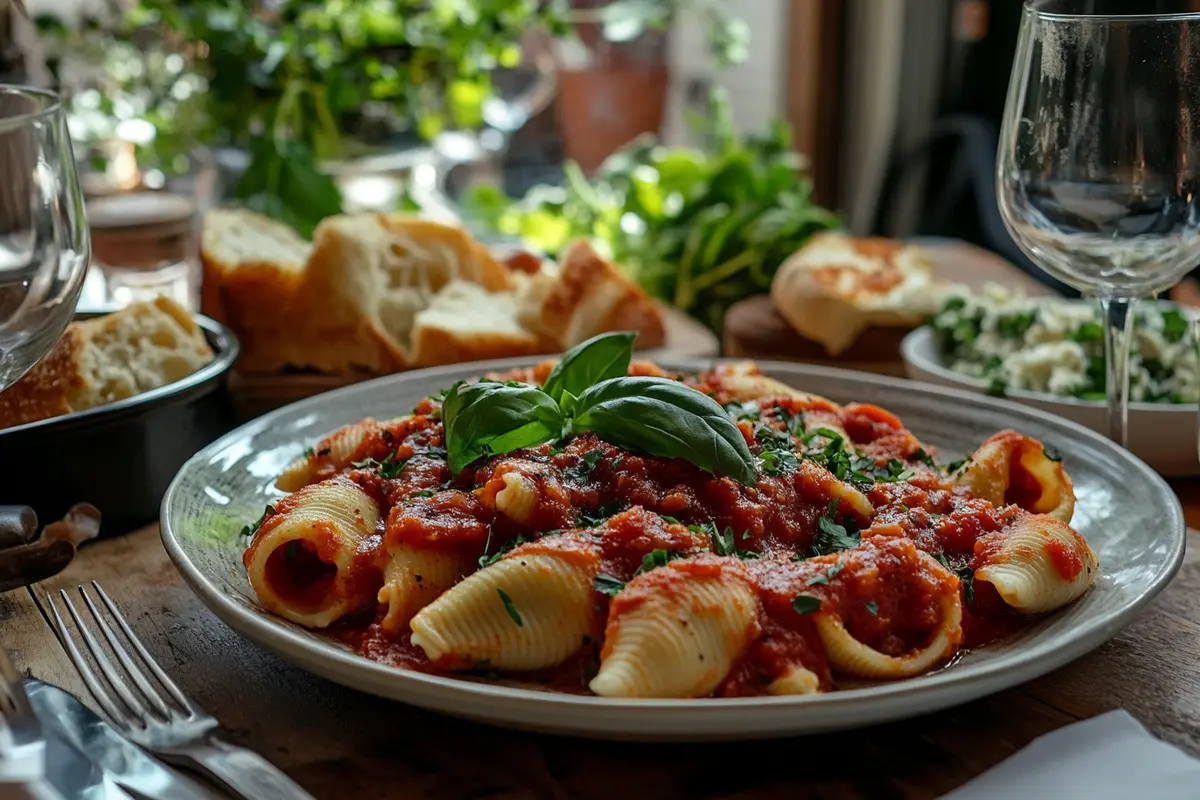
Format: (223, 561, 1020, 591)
(159, 358, 1187, 733)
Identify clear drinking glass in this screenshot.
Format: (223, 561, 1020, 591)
(0, 86, 90, 391)
(997, 0, 1200, 446)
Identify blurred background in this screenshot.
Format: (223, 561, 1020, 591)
(0, 0, 1052, 311)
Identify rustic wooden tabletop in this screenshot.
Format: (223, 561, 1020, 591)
(2, 484, 1198, 800)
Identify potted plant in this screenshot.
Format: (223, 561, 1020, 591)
(555, 0, 748, 172)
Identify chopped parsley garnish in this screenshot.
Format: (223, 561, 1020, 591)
(791, 594, 822, 615)
(239, 504, 276, 539)
(611, 456, 624, 470)
(986, 377, 1008, 397)
(302, 446, 315, 459)
(811, 499, 860, 555)
(407, 490, 434, 500)
(594, 574, 625, 597)
(689, 522, 758, 559)
(943, 455, 972, 476)
(865, 600, 879, 616)
(806, 560, 844, 586)
(351, 453, 407, 479)
(780, 407, 807, 437)
(497, 589, 523, 626)
(317, 447, 331, 457)
(478, 533, 539, 567)
(577, 503, 621, 528)
(661, 515, 682, 524)
(569, 449, 604, 480)
(912, 448, 938, 469)
(1042, 445, 1063, 462)
(755, 425, 801, 475)
(284, 540, 300, 560)
(995, 309, 1037, 339)
(1162, 308, 1189, 343)
(723, 400, 761, 422)
(634, 549, 685, 576)
(1071, 321, 1103, 343)
(934, 550, 976, 603)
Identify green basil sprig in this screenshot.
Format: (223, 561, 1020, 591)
(569, 377, 757, 485)
(441, 332, 756, 484)
(442, 380, 564, 473)
(541, 331, 636, 403)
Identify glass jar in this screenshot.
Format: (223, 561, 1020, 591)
(86, 192, 197, 309)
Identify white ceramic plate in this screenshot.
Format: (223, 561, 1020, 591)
(160, 359, 1185, 741)
(902, 326, 1200, 477)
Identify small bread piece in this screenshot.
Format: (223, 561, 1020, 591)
(409, 281, 543, 368)
(0, 297, 214, 429)
(516, 240, 665, 350)
(771, 233, 951, 355)
(199, 207, 310, 325)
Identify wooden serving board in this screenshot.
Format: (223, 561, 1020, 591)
(724, 239, 1055, 372)
(230, 304, 718, 420)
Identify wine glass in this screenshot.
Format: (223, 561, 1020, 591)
(997, 0, 1200, 446)
(0, 85, 90, 392)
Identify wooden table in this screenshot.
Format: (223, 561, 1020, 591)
(3, 485, 1199, 800)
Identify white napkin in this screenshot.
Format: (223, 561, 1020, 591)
(944, 710, 1200, 799)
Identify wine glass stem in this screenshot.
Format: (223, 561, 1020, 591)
(1100, 296, 1135, 447)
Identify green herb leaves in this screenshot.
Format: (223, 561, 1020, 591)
(440, 332, 757, 484)
(569, 377, 757, 485)
(443, 380, 565, 475)
(497, 589, 523, 627)
(791, 594, 822, 615)
(541, 332, 636, 404)
(811, 500, 860, 556)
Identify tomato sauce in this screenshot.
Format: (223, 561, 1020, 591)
(256, 362, 1084, 696)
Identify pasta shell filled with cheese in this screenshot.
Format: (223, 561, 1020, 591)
(590, 556, 760, 698)
(953, 431, 1075, 523)
(276, 416, 415, 491)
(242, 476, 382, 628)
(410, 537, 600, 670)
(974, 513, 1098, 613)
(766, 666, 822, 696)
(802, 539, 964, 680)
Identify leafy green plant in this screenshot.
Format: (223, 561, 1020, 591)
(465, 89, 840, 331)
(36, 0, 750, 239)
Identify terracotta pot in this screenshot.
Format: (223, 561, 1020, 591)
(555, 7, 671, 173)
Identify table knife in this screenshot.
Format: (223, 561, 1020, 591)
(23, 681, 220, 800)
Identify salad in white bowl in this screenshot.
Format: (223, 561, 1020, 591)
(929, 286, 1199, 404)
(903, 286, 1199, 475)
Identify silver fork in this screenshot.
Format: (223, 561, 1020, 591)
(45, 582, 315, 800)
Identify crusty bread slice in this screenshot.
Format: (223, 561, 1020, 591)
(199, 207, 310, 323)
(0, 297, 215, 429)
(516, 240, 665, 350)
(770, 233, 952, 355)
(409, 281, 544, 367)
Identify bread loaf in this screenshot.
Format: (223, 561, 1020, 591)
(770, 233, 951, 355)
(200, 210, 666, 375)
(0, 297, 215, 429)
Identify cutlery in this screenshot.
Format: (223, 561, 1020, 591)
(0, 648, 63, 800)
(46, 582, 315, 800)
(24, 680, 221, 800)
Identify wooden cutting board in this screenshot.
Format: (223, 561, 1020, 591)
(723, 239, 1053, 373)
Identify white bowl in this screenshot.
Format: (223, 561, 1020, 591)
(901, 326, 1199, 476)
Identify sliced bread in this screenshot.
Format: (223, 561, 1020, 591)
(0, 297, 215, 429)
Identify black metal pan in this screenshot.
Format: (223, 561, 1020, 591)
(0, 311, 239, 535)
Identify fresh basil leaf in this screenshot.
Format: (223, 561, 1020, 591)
(1042, 445, 1063, 463)
(541, 331, 637, 404)
(634, 548, 686, 576)
(442, 381, 564, 475)
(570, 377, 757, 485)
